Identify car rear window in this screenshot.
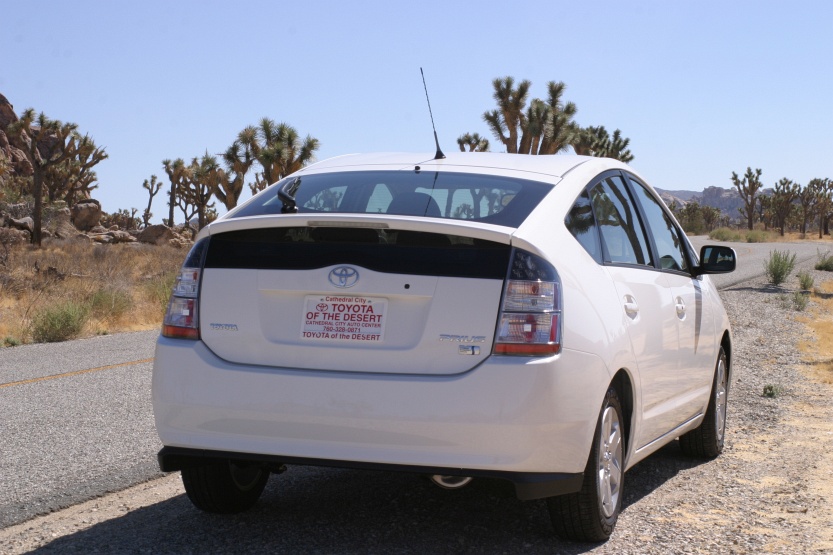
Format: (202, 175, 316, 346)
(228, 170, 551, 228)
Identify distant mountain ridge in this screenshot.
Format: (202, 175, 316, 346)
(656, 186, 751, 220)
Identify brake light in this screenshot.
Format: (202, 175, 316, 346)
(162, 239, 209, 340)
(494, 249, 562, 356)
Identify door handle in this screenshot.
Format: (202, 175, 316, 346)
(623, 295, 639, 318)
(675, 296, 686, 319)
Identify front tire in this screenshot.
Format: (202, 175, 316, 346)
(680, 347, 728, 458)
(181, 460, 269, 513)
(548, 387, 624, 542)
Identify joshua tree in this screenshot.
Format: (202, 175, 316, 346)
(481, 77, 581, 156)
(731, 167, 764, 231)
(770, 178, 799, 236)
(142, 175, 162, 227)
(180, 154, 218, 231)
(574, 126, 634, 163)
(467, 76, 636, 162)
(797, 182, 817, 235)
(7, 109, 93, 246)
(457, 132, 490, 152)
(250, 118, 319, 193)
(162, 158, 187, 226)
(212, 126, 257, 210)
(535, 81, 580, 155)
(809, 178, 833, 238)
(43, 136, 108, 205)
(483, 77, 532, 154)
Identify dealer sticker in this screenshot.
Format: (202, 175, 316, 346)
(301, 295, 387, 342)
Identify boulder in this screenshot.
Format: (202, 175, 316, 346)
(0, 93, 18, 130)
(71, 199, 102, 231)
(137, 224, 175, 245)
(0, 131, 32, 177)
(7, 216, 33, 233)
(49, 207, 76, 239)
(107, 230, 136, 243)
(89, 233, 113, 244)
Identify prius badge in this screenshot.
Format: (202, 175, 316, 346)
(329, 266, 359, 288)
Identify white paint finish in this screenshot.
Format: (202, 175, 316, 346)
(667, 273, 719, 417)
(153, 338, 609, 474)
(200, 266, 503, 375)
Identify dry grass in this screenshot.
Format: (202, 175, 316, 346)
(0, 238, 186, 345)
(708, 228, 833, 244)
(797, 280, 833, 384)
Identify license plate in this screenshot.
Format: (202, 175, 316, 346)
(301, 295, 387, 342)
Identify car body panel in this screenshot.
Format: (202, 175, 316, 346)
(201, 266, 503, 375)
(153, 337, 611, 474)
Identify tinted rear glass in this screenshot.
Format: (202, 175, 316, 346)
(204, 228, 511, 279)
(228, 170, 551, 228)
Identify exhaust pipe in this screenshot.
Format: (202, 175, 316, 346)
(430, 475, 473, 490)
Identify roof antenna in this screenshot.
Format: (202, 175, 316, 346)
(420, 67, 446, 160)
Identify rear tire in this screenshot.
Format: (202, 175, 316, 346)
(181, 460, 269, 513)
(548, 387, 624, 542)
(680, 347, 728, 458)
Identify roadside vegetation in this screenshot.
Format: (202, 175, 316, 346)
(0, 239, 184, 346)
(798, 280, 833, 386)
(675, 173, 832, 239)
(764, 250, 797, 286)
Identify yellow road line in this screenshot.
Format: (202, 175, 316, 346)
(0, 358, 154, 389)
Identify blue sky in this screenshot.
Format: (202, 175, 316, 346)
(2, 1, 831, 222)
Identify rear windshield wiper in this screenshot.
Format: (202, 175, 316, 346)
(278, 177, 301, 213)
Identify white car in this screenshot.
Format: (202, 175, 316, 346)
(153, 152, 735, 541)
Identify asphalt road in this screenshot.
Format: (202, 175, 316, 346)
(0, 330, 162, 529)
(0, 238, 829, 533)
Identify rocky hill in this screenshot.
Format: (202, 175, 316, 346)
(0, 93, 33, 182)
(657, 186, 760, 223)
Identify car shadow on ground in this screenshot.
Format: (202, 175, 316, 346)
(30, 442, 706, 554)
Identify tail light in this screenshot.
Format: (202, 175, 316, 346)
(162, 239, 209, 340)
(494, 249, 562, 356)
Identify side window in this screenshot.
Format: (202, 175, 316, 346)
(302, 185, 347, 212)
(628, 177, 689, 272)
(588, 175, 652, 266)
(366, 183, 392, 214)
(566, 189, 602, 263)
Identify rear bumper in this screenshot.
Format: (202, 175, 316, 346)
(152, 336, 611, 500)
(157, 446, 583, 500)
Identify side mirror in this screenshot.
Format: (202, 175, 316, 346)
(694, 245, 736, 276)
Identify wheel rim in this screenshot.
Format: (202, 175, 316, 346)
(229, 462, 264, 491)
(597, 405, 623, 519)
(715, 356, 728, 444)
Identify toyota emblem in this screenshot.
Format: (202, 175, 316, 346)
(328, 266, 359, 288)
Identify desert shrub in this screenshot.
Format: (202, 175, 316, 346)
(88, 287, 133, 321)
(816, 250, 833, 272)
(0, 227, 25, 266)
(797, 271, 814, 291)
(31, 301, 89, 343)
(144, 270, 177, 315)
(745, 230, 769, 243)
(792, 291, 808, 311)
(3, 336, 21, 347)
(762, 384, 783, 398)
(764, 250, 796, 286)
(709, 227, 742, 242)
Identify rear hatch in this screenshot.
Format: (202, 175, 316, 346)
(199, 219, 513, 375)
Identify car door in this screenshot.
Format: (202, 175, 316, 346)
(587, 174, 681, 450)
(627, 175, 718, 420)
